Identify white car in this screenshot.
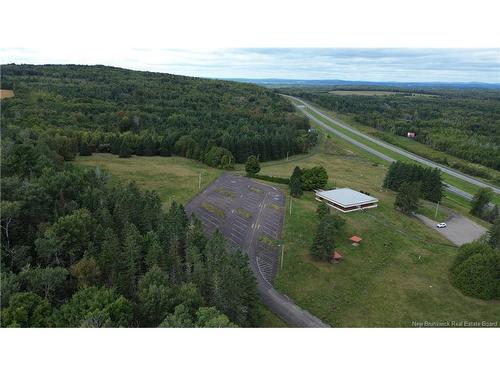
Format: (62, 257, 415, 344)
(436, 222, 447, 228)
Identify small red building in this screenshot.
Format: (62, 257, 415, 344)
(350, 236, 362, 246)
(330, 251, 343, 264)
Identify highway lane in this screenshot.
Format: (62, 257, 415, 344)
(285, 95, 496, 202)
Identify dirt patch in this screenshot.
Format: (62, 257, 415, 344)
(0, 89, 14, 99)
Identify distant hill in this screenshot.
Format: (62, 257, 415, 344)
(229, 78, 500, 90)
(1, 64, 316, 164)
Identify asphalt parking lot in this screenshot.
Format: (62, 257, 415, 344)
(185, 173, 285, 284)
(186, 173, 328, 327)
(415, 208, 487, 246)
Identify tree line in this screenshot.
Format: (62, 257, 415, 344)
(383, 161, 443, 204)
(1, 64, 317, 167)
(1, 140, 260, 327)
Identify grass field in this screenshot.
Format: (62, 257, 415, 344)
(258, 134, 499, 327)
(74, 154, 223, 207)
(0, 89, 14, 99)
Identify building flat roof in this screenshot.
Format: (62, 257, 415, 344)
(316, 188, 378, 207)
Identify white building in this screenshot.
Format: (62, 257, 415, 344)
(315, 188, 378, 213)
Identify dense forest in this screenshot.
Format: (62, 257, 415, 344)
(280, 87, 500, 172)
(1, 64, 317, 165)
(0, 142, 260, 327)
(0, 64, 309, 327)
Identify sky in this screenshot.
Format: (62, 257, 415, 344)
(2, 48, 499, 83)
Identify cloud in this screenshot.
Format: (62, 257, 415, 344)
(1, 48, 499, 82)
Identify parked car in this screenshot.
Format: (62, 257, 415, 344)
(437, 222, 447, 228)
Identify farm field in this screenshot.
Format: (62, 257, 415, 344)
(258, 134, 500, 327)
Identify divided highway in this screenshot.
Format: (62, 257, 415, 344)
(285, 95, 500, 201)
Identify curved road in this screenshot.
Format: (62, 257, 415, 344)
(284, 95, 500, 201)
(247, 183, 329, 327)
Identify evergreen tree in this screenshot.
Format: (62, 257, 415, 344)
(118, 223, 143, 298)
(310, 215, 344, 261)
(79, 142, 92, 156)
(245, 155, 260, 175)
(119, 140, 132, 158)
(289, 166, 303, 197)
(394, 182, 420, 215)
(316, 201, 330, 219)
(470, 188, 492, 218)
(301, 166, 328, 191)
(144, 231, 166, 271)
(98, 228, 121, 287)
(488, 218, 500, 250)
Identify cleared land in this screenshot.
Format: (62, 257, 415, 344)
(74, 154, 223, 206)
(0, 89, 14, 99)
(258, 133, 500, 327)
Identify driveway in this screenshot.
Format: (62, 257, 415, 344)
(415, 208, 487, 246)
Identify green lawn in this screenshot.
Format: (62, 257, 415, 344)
(259, 135, 500, 327)
(417, 202, 449, 223)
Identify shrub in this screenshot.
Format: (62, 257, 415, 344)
(450, 242, 500, 300)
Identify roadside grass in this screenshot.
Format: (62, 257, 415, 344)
(237, 207, 252, 219)
(74, 153, 222, 207)
(416, 202, 449, 223)
(257, 303, 287, 327)
(301, 105, 500, 205)
(215, 188, 236, 198)
(201, 201, 225, 218)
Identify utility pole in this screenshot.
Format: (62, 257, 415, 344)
(280, 244, 284, 270)
(289, 196, 292, 215)
(435, 200, 440, 219)
(198, 172, 201, 190)
(286, 151, 289, 161)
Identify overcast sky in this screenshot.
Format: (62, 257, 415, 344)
(2, 48, 499, 83)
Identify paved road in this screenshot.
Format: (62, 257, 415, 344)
(186, 173, 329, 328)
(415, 207, 487, 246)
(284, 95, 500, 201)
